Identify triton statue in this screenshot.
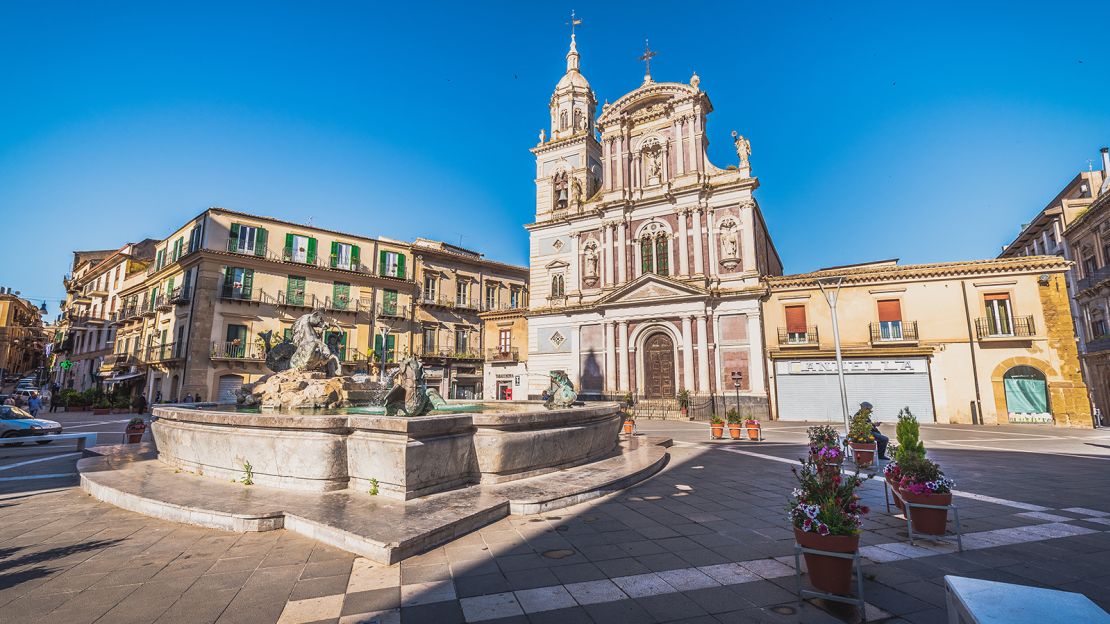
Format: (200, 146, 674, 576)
(546, 371, 578, 408)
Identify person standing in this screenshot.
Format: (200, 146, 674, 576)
(49, 391, 60, 413)
(132, 393, 147, 415)
(27, 392, 42, 417)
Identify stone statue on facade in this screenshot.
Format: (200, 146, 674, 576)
(538, 128, 546, 144)
(731, 131, 751, 168)
(545, 371, 578, 409)
(647, 150, 663, 180)
(583, 244, 599, 285)
(721, 223, 739, 259)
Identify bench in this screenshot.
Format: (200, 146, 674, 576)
(945, 575, 1110, 623)
(0, 432, 98, 451)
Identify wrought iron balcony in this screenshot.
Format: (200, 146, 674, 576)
(276, 291, 319, 309)
(146, 342, 184, 362)
(869, 321, 919, 344)
(1076, 265, 1110, 292)
(377, 302, 408, 319)
(210, 341, 265, 361)
(975, 315, 1035, 339)
(778, 326, 819, 347)
(413, 344, 482, 361)
(486, 347, 520, 362)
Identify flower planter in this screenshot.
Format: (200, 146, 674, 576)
(886, 476, 904, 512)
(125, 426, 145, 444)
(622, 419, 635, 435)
(727, 423, 742, 440)
(898, 490, 951, 535)
(746, 425, 761, 441)
(794, 528, 859, 596)
(92, 408, 111, 416)
(710, 423, 724, 439)
(848, 442, 876, 468)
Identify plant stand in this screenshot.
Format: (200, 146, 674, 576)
(793, 542, 869, 621)
(904, 499, 963, 552)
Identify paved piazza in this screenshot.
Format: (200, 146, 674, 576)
(2, 414, 1109, 623)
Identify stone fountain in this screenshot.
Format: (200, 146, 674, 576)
(77, 310, 669, 564)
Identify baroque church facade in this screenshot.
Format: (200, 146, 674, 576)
(526, 34, 782, 411)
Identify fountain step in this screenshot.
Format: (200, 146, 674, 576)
(78, 437, 669, 564)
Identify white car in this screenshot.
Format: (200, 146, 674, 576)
(0, 405, 62, 446)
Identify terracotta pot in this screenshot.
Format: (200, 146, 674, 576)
(794, 528, 859, 596)
(728, 423, 742, 439)
(886, 476, 904, 512)
(849, 442, 876, 467)
(898, 489, 951, 535)
(125, 426, 145, 444)
(746, 426, 760, 441)
(623, 419, 635, 435)
(92, 408, 110, 415)
(710, 424, 724, 439)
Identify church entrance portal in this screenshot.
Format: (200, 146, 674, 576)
(644, 332, 676, 399)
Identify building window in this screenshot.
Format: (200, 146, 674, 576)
(454, 327, 469, 353)
(1084, 255, 1097, 277)
(381, 289, 398, 316)
(984, 293, 1013, 336)
(286, 275, 306, 306)
(423, 274, 437, 301)
(550, 274, 565, 298)
(229, 224, 266, 256)
(486, 285, 497, 310)
(877, 299, 903, 341)
(785, 305, 807, 343)
(1092, 317, 1108, 339)
(374, 333, 395, 363)
(332, 282, 350, 310)
(222, 268, 254, 300)
(285, 234, 317, 264)
(422, 327, 437, 353)
(379, 251, 405, 278)
(456, 281, 470, 307)
(638, 223, 670, 276)
(499, 328, 511, 353)
(510, 288, 520, 309)
(330, 242, 360, 270)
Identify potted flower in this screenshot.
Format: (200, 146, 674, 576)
(745, 417, 761, 441)
(125, 417, 147, 444)
(726, 409, 743, 439)
(845, 406, 877, 467)
(897, 455, 955, 535)
(887, 407, 926, 513)
(883, 457, 904, 512)
(622, 408, 636, 435)
(787, 454, 870, 596)
(807, 424, 841, 462)
(709, 415, 725, 439)
(677, 389, 690, 416)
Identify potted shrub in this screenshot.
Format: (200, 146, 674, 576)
(112, 395, 131, 414)
(887, 407, 926, 512)
(845, 406, 877, 467)
(709, 415, 725, 439)
(745, 417, 761, 441)
(677, 389, 690, 416)
(92, 397, 111, 416)
(622, 408, 636, 435)
(787, 454, 870, 595)
(726, 409, 743, 439)
(897, 455, 955, 535)
(125, 417, 147, 444)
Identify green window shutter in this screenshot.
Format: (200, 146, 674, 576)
(350, 245, 360, 271)
(242, 269, 254, 300)
(330, 241, 338, 268)
(255, 228, 267, 257)
(307, 237, 318, 264)
(385, 334, 395, 363)
(396, 254, 406, 279)
(374, 334, 383, 361)
(284, 233, 294, 261)
(167, 277, 174, 294)
(378, 250, 387, 276)
(333, 282, 349, 308)
(156, 249, 164, 270)
(283, 328, 293, 342)
(229, 223, 240, 251)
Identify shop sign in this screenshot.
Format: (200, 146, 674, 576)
(782, 359, 926, 375)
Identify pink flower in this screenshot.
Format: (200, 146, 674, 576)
(817, 523, 830, 536)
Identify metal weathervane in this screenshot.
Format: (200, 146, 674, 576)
(567, 9, 582, 36)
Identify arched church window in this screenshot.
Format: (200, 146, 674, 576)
(553, 171, 569, 210)
(551, 274, 565, 298)
(638, 222, 671, 276)
(560, 110, 569, 130)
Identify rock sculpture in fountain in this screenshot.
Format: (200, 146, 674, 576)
(237, 309, 433, 415)
(546, 370, 578, 408)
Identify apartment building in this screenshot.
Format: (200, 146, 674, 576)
(762, 257, 1092, 427)
(411, 239, 528, 399)
(0, 290, 47, 381)
(480, 306, 528, 401)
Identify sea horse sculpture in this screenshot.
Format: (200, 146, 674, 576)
(546, 371, 577, 408)
(383, 356, 433, 416)
(263, 310, 340, 377)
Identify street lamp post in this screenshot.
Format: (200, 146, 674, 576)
(730, 370, 743, 417)
(816, 276, 851, 437)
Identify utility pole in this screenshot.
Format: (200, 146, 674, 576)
(816, 277, 851, 436)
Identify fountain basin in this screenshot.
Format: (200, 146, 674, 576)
(151, 401, 621, 500)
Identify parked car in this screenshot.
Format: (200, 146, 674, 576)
(10, 389, 36, 402)
(0, 405, 62, 445)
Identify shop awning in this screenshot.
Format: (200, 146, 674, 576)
(106, 372, 145, 383)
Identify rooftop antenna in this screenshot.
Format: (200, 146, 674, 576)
(639, 39, 657, 83)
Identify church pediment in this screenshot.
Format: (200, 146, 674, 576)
(545, 259, 570, 270)
(594, 274, 707, 307)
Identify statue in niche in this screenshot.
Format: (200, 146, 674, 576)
(571, 177, 583, 206)
(553, 171, 568, 210)
(731, 131, 751, 168)
(647, 148, 662, 181)
(583, 244, 599, 284)
(573, 109, 585, 131)
(721, 223, 740, 260)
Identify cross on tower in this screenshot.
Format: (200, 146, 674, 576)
(639, 39, 657, 82)
(566, 9, 582, 37)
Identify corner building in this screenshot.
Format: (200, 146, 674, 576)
(526, 35, 781, 412)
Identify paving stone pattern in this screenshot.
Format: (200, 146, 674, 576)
(2, 420, 1110, 623)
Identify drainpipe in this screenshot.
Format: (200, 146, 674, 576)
(961, 280, 984, 424)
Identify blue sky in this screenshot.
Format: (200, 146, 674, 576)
(2, 2, 1108, 308)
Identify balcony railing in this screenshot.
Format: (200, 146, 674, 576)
(146, 342, 184, 362)
(155, 294, 173, 311)
(417, 292, 480, 311)
(219, 287, 269, 304)
(486, 347, 520, 362)
(975, 315, 1035, 339)
(481, 302, 524, 313)
(1077, 265, 1110, 292)
(324, 296, 367, 314)
(168, 286, 191, 305)
(210, 341, 265, 361)
(377, 303, 408, 319)
(413, 344, 482, 360)
(869, 321, 919, 343)
(277, 291, 319, 309)
(145, 247, 198, 277)
(778, 326, 819, 346)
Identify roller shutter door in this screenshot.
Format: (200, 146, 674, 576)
(774, 358, 935, 422)
(217, 374, 244, 404)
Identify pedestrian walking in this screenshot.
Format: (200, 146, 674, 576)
(27, 392, 42, 417)
(132, 393, 147, 415)
(49, 392, 60, 413)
